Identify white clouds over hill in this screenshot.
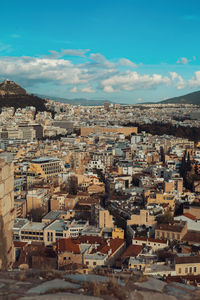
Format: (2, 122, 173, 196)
(0, 49, 199, 95)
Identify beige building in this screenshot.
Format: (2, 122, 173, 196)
(175, 256, 200, 276)
(50, 193, 78, 211)
(0, 155, 15, 270)
(28, 157, 64, 181)
(26, 189, 50, 214)
(99, 209, 114, 228)
(81, 126, 138, 136)
(127, 209, 157, 226)
(146, 192, 175, 210)
(164, 179, 183, 193)
(184, 207, 200, 219)
(155, 221, 187, 241)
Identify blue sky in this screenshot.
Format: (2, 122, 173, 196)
(0, 0, 200, 103)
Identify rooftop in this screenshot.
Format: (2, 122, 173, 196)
(22, 222, 47, 231)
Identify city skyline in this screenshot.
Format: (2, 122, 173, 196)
(0, 0, 200, 103)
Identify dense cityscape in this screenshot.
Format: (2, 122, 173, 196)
(1, 0, 200, 298)
(1, 79, 200, 298)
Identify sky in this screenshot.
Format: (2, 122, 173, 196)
(0, 0, 200, 104)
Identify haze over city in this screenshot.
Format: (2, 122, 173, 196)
(1, 0, 200, 103)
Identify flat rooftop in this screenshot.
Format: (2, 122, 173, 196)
(22, 222, 47, 231)
(42, 210, 66, 221)
(31, 157, 59, 163)
(13, 218, 29, 230)
(46, 220, 69, 232)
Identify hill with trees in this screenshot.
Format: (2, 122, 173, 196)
(0, 80, 47, 112)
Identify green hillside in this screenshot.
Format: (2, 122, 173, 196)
(160, 90, 200, 105)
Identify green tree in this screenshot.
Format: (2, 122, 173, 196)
(160, 146, 165, 163)
(156, 211, 173, 224)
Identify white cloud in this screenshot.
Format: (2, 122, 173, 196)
(90, 53, 115, 68)
(69, 86, 78, 93)
(188, 71, 200, 88)
(48, 49, 90, 58)
(101, 71, 171, 92)
(169, 72, 186, 89)
(0, 56, 88, 85)
(118, 58, 136, 68)
(176, 56, 195, 65)
(81, 86, 96, 93)
(0, 50, 198, 95)
(177, 57, 190, 64)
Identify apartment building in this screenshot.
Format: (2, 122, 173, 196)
(28, 157, 64, 180)
(155, 221, 187, 241)
(0, 154, 15, 270)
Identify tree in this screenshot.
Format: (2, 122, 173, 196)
(156, 211, 173, 224)
(186, 152, 192, 172)
(67, 176, 78, 195)
(160, 146, 165, 163)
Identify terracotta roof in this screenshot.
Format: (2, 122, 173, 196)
(133, 237, 167, 244)
(155, 221, 186, 232)
(121, 245, 143, 258)
(182, 231, 200, 243)
(183, 213, 197, 221)
(175, 255, 200, 264)
(100, 238, 125, 256)
(56, 238, 80, 254)
(14, 241, 27, 248)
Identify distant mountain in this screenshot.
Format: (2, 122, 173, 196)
(159, 90, 200, 105)
(35, 94, 116, 106)
(0, 80, 47, 112)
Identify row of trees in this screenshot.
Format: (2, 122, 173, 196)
(125, 122, 200, 142)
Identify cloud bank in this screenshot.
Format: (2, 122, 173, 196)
(0, 49, 199, 95)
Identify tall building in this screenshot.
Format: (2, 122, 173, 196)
(99, 209, 114, 228)
(0, 154, 15, 270)
(28, 157, 64, 181)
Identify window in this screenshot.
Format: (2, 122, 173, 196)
(93, 262, 96, 266)
(185, 267, 188, 274)
(64, 257, 66, 260)
(189, 267, 192, 273)
(178, 268, 181, 274)
(194, 267, 197, 273)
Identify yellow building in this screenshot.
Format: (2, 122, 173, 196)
(112, 227, 124, 239)
(28, 157, 64, 180)
(146, 192, 175, 210)
(175, 256, 200, 275)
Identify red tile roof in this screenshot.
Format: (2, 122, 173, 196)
(56, 238, 80, 254)
(182, 231, 200, 244)
(121, 245, 143, 258)
(100, 238, 125, 256)
(14, 241, 27, 248)
(133, 237, 167, 244)
(175, 255, 200, 264)
(183, 213, 197, 221)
